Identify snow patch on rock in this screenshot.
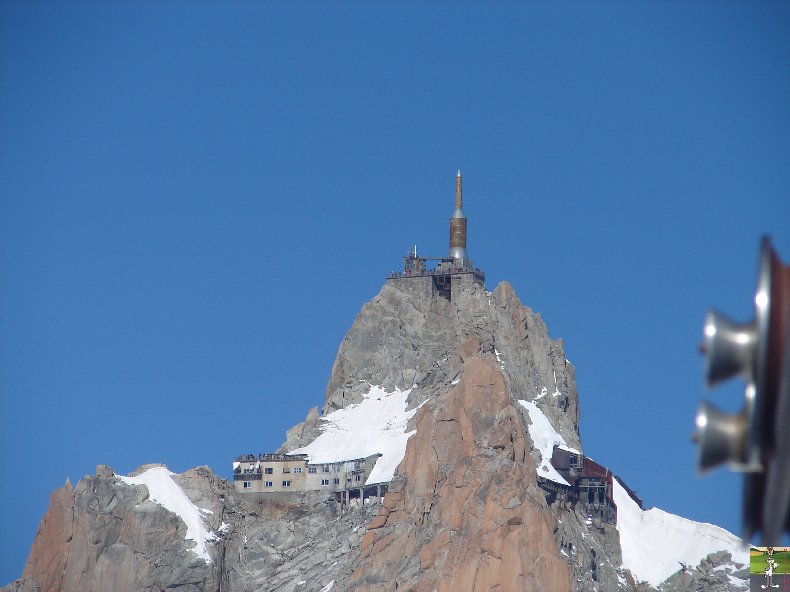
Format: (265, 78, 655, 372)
(291, 385, 423, 485)
(612, 477, 747, 587)
(118, 466, 217, 563)
(518, 399, 579, 486)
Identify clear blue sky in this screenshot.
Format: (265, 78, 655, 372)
(1, 2, 788, 583)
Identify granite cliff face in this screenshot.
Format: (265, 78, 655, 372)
(348, 354, 571, 592)
(283, 277, 580, 458)
(3, 278, 747, 592)
(6, 465, 223, 592)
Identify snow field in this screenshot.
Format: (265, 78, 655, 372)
(612, 477, 747, 587)
(518, 399, 746, 588)
(291, 385, 423, 485)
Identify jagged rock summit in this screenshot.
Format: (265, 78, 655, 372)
(283, 276, 580, 457)
(3, 276, 748, 592)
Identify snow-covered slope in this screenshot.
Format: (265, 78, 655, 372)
(518, 399, 746, 589)
(518, 399, 580, 486)
(118, 467, 217, 563)
(612, 478, 747, 587)
(291, 385, 422, 485)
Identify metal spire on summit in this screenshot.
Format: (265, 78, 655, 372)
(449, 169, 469, 267)
(387, 170, 484, 288)
(455, 170, 462, 209)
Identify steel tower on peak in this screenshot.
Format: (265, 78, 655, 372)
(448, 170, 470, 269)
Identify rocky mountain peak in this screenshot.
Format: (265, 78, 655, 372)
(283, 276, 580, 456)
(3, 277, 749, 592)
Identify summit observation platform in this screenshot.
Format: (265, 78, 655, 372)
(386, 267, 485, 284)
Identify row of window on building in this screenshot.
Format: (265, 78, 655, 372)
(241, 466, 335, 475)
(241, 474, 364, 489)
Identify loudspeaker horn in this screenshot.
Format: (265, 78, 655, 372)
(703, 310, 757, 387)
(695, 400, 748, 473)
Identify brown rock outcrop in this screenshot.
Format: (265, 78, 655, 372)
(348, 349, 571, 592)
(15, 467, 218, 592)
(22, 479, 74, 592)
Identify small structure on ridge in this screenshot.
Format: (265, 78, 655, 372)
(388, 170, 485, 300)
(538, 445, 644, 527)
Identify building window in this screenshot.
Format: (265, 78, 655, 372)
(264, 467, 273, 475)
(282, 480, 291, 487)
(321, 479, 330, 486)
(333, 478, 340, 485)
(322, 465, 331, 473)
(355, 475, 361, 482)
(264, 481, 273, 488)
(283, 467, 291, 474)
(293, 467, 302, 474)
(243, 481, 251, 489)
(308, 467, 317, 474)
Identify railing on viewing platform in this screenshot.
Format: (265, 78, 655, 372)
(387, 268, 486, 280)
(234, 453, 308, 463)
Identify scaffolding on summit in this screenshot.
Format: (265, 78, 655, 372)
(387, 170, 485, 298)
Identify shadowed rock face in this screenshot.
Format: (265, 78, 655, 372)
(3, 279, 748, 592)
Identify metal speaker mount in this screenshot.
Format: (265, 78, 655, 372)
(695, 400, 748, 473)
(695, 236, 790, 543)
(702, 310, 757, 387)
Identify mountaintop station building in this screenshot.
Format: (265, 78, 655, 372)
(538, 445, 644, 527)
(387, 171, 485, 300)
(232, 453, 387, 503)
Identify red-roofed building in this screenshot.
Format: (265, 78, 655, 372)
(538, 446, 643, 526)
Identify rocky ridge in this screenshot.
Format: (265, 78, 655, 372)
(3, 277, 747, 592)
(283, 278, 580, 456)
